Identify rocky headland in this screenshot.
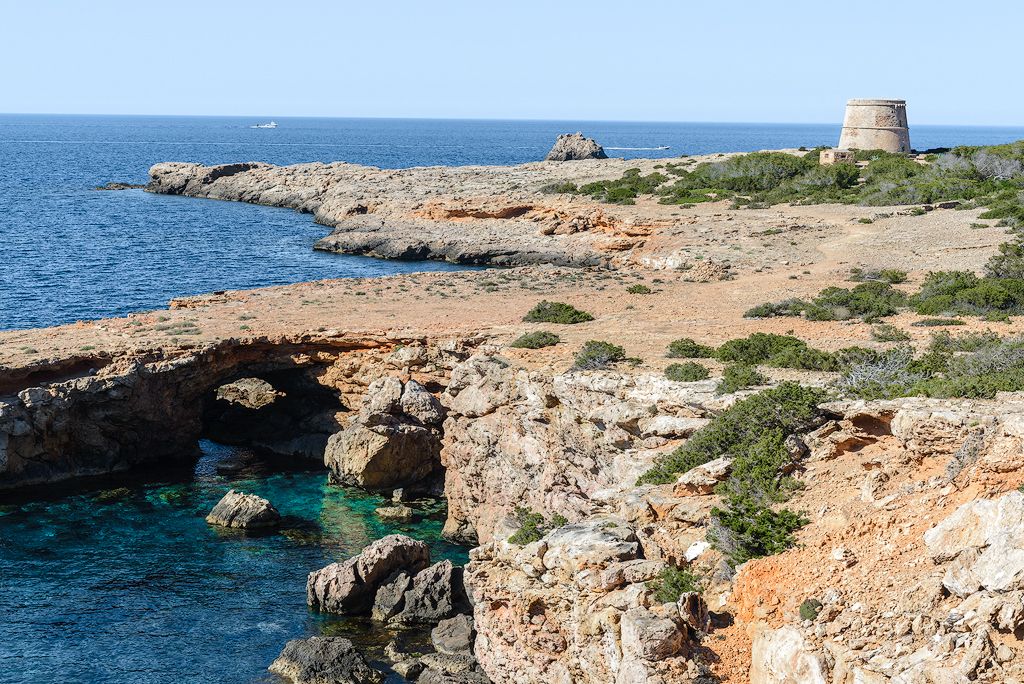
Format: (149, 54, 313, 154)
(4, 146, 1024, 682)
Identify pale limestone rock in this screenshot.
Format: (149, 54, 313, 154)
(639, 414, 709, 438)
(924, 491, 1024, 594)
(400, 379, 445, 425)
(620, 607, 686, 661)
(673, 457, 732, 495)
(307, 534, 430, 614)
(750, 626, 827, 684)
(375, 504, 414, 522)
(205, 489, 281, 529)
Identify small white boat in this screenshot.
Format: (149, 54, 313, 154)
(251, 121, 278, 129)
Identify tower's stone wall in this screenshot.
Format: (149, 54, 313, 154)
(838, 99, 911, 153)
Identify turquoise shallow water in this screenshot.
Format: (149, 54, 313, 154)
(0, 441, 467, 684)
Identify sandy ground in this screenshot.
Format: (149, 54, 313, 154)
(0, 190, 1012, 376)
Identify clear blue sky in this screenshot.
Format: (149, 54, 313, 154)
(1, 0, 1020, 125)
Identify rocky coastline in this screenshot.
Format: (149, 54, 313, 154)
(4, 147, 1024, 682)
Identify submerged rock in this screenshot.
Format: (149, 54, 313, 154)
(544, 132, 608, 161)
(307, 534, 430, 614)
(375, 504, 414, 522)
(205, 489, 281, 529)
(268, 636, 383, 684)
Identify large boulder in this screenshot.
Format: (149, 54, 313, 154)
(325, 422, 441, 490)
(205, 489, 281, 529)
(431, 613, 476, 656)
(544, 132, 608, 161)
(214, 377, 281, 409)
(307, 534, 430, 614)
(324, 377, 444, 491)
(268, 636, 383, 684)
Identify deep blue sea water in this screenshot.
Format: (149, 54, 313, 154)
(3, 115, 1024, 684)
(3, 114, 1024, 331)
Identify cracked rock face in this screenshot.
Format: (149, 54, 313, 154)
(440, 354, 725, 544)
(205, 489, 281, 529)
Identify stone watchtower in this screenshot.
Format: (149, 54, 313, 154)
(837, 99, 911, 153)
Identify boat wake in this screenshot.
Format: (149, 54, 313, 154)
(604, 145, 671, 150)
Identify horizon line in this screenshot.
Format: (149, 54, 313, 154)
(0, 112, 1022, 129)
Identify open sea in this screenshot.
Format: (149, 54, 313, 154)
(2, 115, 1024, 684)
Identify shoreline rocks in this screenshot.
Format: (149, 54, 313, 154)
(307, 534, 430, 614)
(269, 636, 383, 684)
(205, 489, 281, 529)
(544, 132, 608, 162)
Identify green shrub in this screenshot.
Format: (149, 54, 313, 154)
(665, 362, 710, 382)
(744, 299, 807, 319)
(667, 337, 716, 358)
(508, 507, 568, 545)
(627, 284, 653, 295)
(849, 268, 908, 284)
(574, 340, 626, 370)
(509, 331, 560, 349)
(799, 598, 823, 621)
(639, 383, 827, 485)
(578, 168, 669, 204)
(986, 242, 1024, 279)
(648, 566, 704, 604)
(523, 300, 594, 324)
(716, 333, 807, 365)
(540, 181, 578, 194)
(871, 324, 911, 342)
(912, 318, 965, 327)
(709, 498, 807, 566)
(717, 365, 767, 394)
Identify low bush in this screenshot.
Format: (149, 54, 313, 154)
(709, 499, 807, 566)
(717, 364, 767, 394)
(667, 337, 717, 358)
(747, 282, 906, 322)
(573, 340, 626, 370)
(508, 507, 569, 545)
(523, 300, 594, 324)
(871, 324, 911, 342)
(665, 362, 710, 382)
(838, 336, 1024, 400)
(912, 318, 965, 327)
(626, 284, 653, 295)
(648, 566, 704, 604)
(639, 383, 827, 485)
(799, 598, 823, 621)
(715, 333, 807, 365)
(848, 268, 908, 284)
(509, 331, 560, 349)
